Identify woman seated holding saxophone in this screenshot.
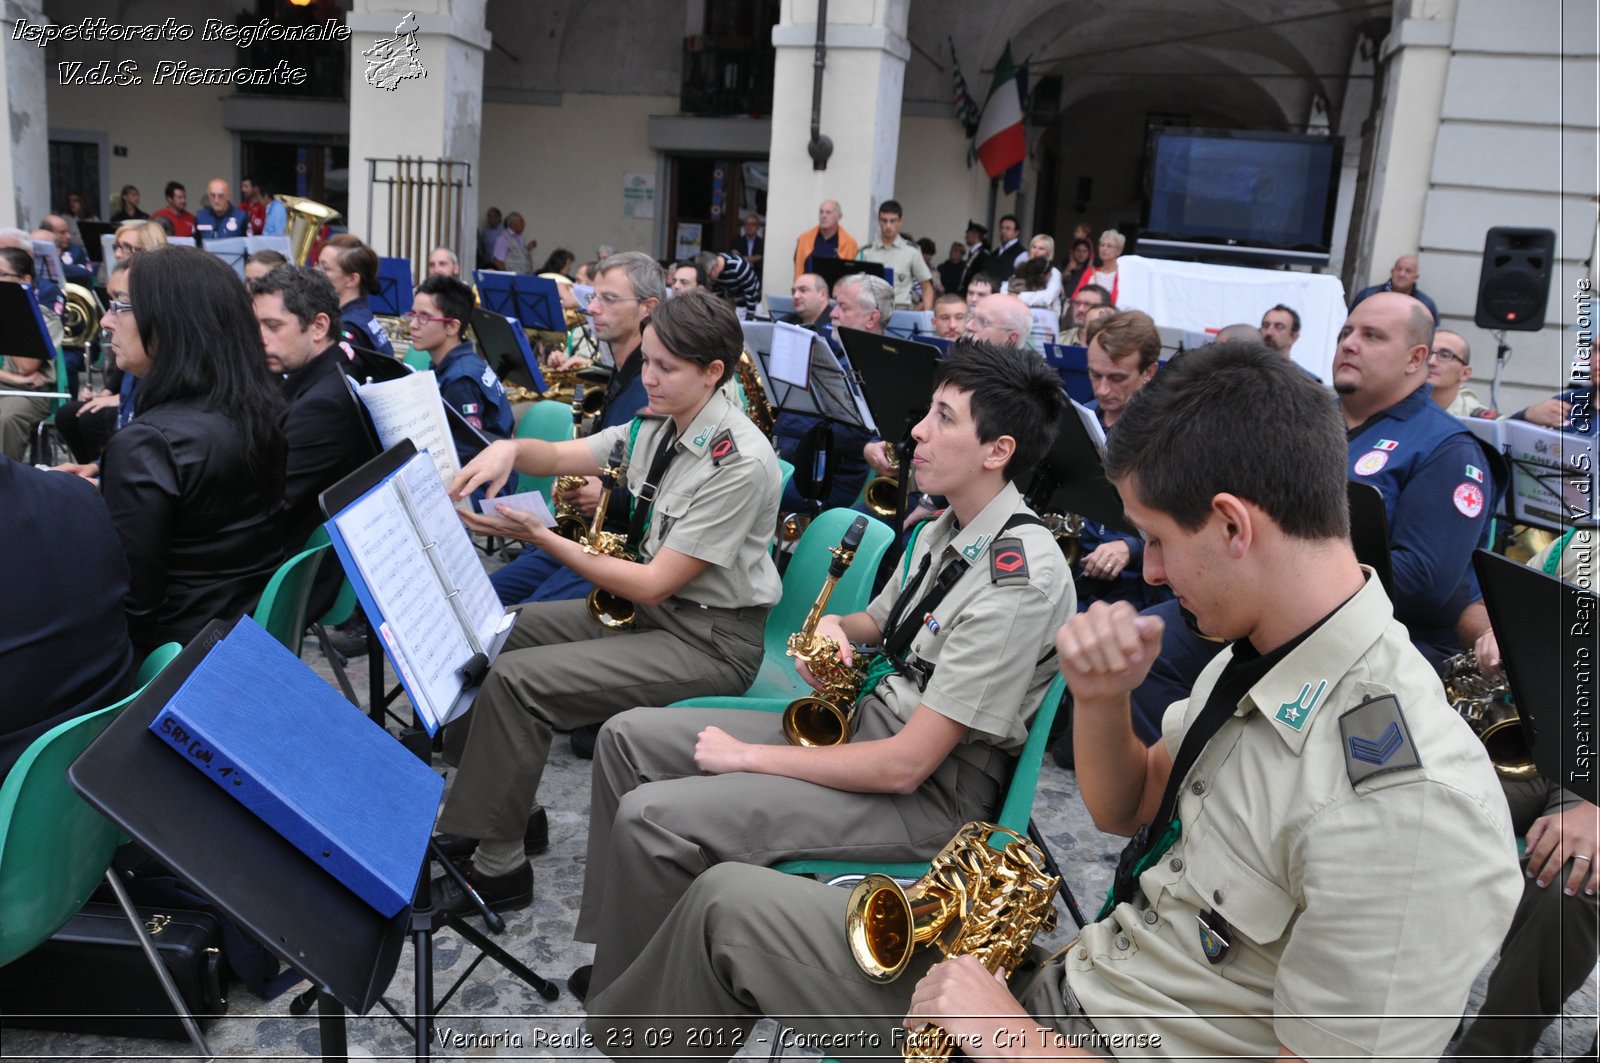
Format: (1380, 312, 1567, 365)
(431, 289, 783, 915)
(566, 340, 1075, 1003)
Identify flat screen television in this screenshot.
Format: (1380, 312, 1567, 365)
(1139, 127, 1344, 267)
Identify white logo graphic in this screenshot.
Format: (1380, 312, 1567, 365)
(363, 13, 426, 91)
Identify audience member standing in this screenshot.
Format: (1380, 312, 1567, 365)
(856, 199, 932, 310)
(1071, 229, 1127, 305)
(494, 212, 536, 273)
(1352, 253, 1440, 324)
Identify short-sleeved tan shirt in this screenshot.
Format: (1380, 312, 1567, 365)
(862, 481, 1074, 752)
(585, 390, 782, 611)
(1065, 574, 1523, 1060)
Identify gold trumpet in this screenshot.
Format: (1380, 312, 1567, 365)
(1442, 649, 1537, 779)
(781, 516, 871, 746)
(553, 384, 591, 540)
(846, 822, 1060, 1063)
(863, 445, 900, 519)
(582, 440, 637, 629)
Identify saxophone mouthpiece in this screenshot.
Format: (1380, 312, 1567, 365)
(843, 515, 868, 551)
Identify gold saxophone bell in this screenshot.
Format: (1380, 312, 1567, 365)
(61, 283, 101, 350)
(735, 349, 775, 440)
(845, 823, 1060, 1063)
(781, 517, 871, 746)
(1442, 650, 1538, 780)
(277, 194, 341, 266)
(553, 386, 592, 540)
(1041, 512, 1085, 567)
(863, 446, 901, 519)
(779, 511, 814, 543)
(580, 441, 637, 629)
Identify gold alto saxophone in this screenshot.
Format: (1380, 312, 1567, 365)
(552, 384, 591, 540)
(1442, 649, 1537, 779)
(781, 516, 870, 746)
(581, 440, 638, 629)
(845, 822, 1060, 1063)
(735, 348, 775, 439)
(863, 445, 901, 519)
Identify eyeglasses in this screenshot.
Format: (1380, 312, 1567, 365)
(404, 310, 453, 324)
(106, 300, 134, 317)
(114, 242, 141, 254)
(590, 292, 641, 307)
(1429, 348, 1468, 366)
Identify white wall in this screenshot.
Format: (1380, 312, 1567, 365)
(479, 94, 677, 263)
(893, 112, 1020, 251)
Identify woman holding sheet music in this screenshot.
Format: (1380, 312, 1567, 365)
(95, 245, 287, 653)
(429, 289, 783, 915)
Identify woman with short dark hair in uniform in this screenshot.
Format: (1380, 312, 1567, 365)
(432, 289, 784, 913)
(315, 232, 395, 358)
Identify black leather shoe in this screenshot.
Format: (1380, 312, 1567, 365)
(568, 964, 592, 1004)
(432, 862, 532, 916)
(570, 723, 601, 759)
(432, 805, 549, 860)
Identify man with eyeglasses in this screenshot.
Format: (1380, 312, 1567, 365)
(1426, 329, 1494, 418)
(963, 292, 1031, 347)
(490, 252, 661, 612)
(409, 275, 514, 465)
(1060, 283, 1111, 346)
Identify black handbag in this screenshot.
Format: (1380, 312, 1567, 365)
(0, 902, 228, 1039)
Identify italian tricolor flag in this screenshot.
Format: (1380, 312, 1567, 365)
(974, 44, 1025, 178)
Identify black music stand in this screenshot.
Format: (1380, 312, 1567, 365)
(471, 307, 548, 391)
(839, 327, 944, 531)
(1346, 480, 1395, 598)
(0, 282, 58, 366)
(1024, 400, 1132, 535)
(810, 256, 887, 292)
(1475, 548, 1599, 805)
(68, 621, 411, 1060)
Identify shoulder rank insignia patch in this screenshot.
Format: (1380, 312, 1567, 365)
(709, 427, 737, 465)
(989, 537, 1030, 586)
(1338, 694, 1421, 788)
(1274, 679, 1326, 732)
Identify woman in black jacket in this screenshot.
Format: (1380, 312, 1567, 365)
(99, 246, 288, 652)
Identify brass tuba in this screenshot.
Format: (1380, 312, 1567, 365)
(278, 194, 341, 266)
(863, 445, 900, 519)
(552, 384, 592, 540)
(1442, 650, 1537, 780)
(582, 440, 638, 629)
(61, 283, 101, 350)
(845, 822, 1060, 1063)
(781, 516, 870, 746)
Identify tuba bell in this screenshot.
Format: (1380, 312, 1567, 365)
(781, 516, 870, 746)
(1442, 650, 1537, 780)
(863, 445, 900, 519)
(581, 440, 638, 629)
(845, 822, 1060, 1063)
(61, 283, 102, 351)
(277, 194, 341, 266)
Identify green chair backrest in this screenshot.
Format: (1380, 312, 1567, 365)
(252, 543, 333, 656)
(512, 399, 577, 499)
(768, 508, 894, 646)
(0, 693, 136, 966)
(402, 346, 432, 372)
(135, 642, 182, 687)
(299, 527, 358, 628)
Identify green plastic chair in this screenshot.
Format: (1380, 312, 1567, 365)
(135, 642, 182, 687)
(512, 399, 578, 499)
(673, 507, 895, 706)
(0, 655, 210, 1055)
(774, 673, 1067, 880)
(251, 541, 334, 656)
(401, 345, 432, 372)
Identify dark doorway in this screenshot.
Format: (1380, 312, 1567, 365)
(666, 155, 767, 262)
(48, 140, 101, 218)
(241, 139, 350, 218)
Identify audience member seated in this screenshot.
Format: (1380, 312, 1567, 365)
(316, 233, 396, 358)
(1059, 282, 1110, 345)
(250, 265, 376, 565)
(148, 181, 195, 239)
(54, 262, 142, 464)
(0, 247, 57, 460)
(1070, 228, 1125, 305)
(95, 246, 287, 653)
(490, 252, 660, 607)
(0, 456, 135, 781)
(1427, 328, 1495, 417)
(409, 274, 514, 464)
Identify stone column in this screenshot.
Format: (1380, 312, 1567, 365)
(763, 0, 911, 293)
(1, 0, 51, 229)
(345, 0, 489, 269)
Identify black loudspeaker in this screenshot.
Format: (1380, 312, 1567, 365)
(1474, 227, 1555, 331)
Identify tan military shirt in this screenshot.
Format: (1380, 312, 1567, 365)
(862, 481, 1074, 752)
(857, 235, 933, 309)
(1065, 573, 1522, 1061)
(585, 389, 782, 611)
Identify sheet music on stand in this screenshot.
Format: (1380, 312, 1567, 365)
(1501, 418, 1597, 529)
(741, 320, 872, 432)
(355, 369, 463, 490)
(322, 442, 514, 734)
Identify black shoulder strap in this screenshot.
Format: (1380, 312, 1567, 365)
(626, 424, 678, 551)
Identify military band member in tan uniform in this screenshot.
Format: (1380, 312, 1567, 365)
(568, 341, 1075, 1001)
(584, 342, 1523, 1063)
(433, 290, 782, 913)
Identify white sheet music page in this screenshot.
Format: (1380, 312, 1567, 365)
(357, 371, 463, 490)
(395, 455, 506, 647)
(332, 476, 474, 730)
(769, 322, 814, 387)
